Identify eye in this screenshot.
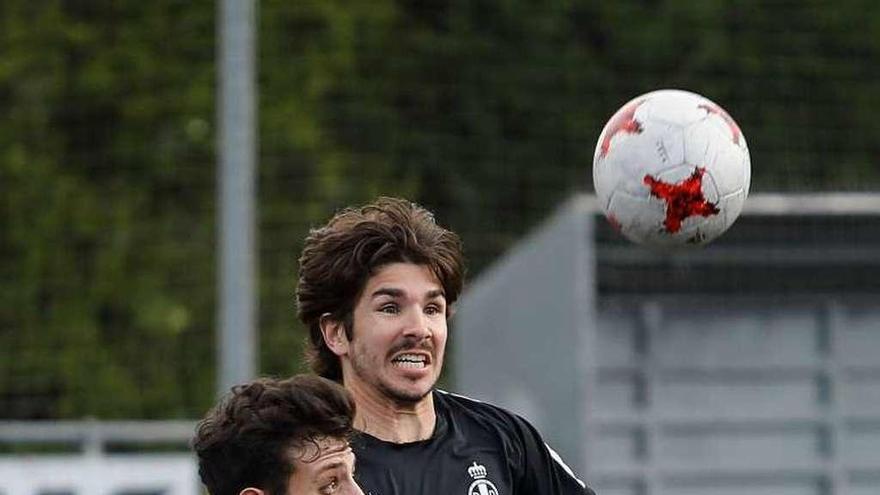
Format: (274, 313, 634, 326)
(379, 303, 399, 314)
(425, 304, 444, 316)
(319, 478, 339, 494)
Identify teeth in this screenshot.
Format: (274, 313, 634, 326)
(392, 353, 427, 368)
(394, 361, 425, 369)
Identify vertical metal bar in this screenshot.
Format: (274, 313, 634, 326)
(822, 302, 846, 495)
(217, 0, 258, 395)
(639, 300, 663, 495)
(578, 209, 598, 479)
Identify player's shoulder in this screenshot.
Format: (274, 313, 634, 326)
(435, 388, 513, 414)
(434, 389, 532, 431)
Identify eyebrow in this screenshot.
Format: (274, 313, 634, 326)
(371, 288, 446, 300)
(371, 288, 404, 299)
(426, 289, 446, 300)
(317, 460, 346, 475)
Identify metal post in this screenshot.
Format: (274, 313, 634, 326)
(217, 0, 257, 395)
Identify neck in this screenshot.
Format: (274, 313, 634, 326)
(344, 378, 436, 443)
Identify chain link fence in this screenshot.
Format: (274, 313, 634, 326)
(1, 1, 879, 422)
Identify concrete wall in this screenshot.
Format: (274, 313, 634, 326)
(453, 194, 880, 495)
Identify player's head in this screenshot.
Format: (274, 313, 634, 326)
(192, 375, 363, 495)
(296, 197, 464, 396)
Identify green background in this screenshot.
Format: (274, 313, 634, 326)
(2, 0, 878, 419)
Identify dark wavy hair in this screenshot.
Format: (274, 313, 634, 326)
(192, 375, 356, 495)
(296, 197, 465, 381)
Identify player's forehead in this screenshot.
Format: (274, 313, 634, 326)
(288, 437, 357, 492)
(363, 263, 444, 299)
(291, 436, 353, 466)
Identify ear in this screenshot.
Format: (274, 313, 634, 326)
(320, 313, 350, 357)
(239, 488, 264, 495)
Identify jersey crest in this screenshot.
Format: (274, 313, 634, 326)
(467, 461, 500, 495)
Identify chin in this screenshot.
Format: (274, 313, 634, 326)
(382, 381, 434, 404)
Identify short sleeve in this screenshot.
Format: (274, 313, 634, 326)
(510, 414, 596, 495)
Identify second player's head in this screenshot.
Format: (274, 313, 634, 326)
(193, 375, 362, 495)
(296, 197, 464, 402)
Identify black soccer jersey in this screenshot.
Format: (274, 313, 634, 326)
(353, 390, 595, 495)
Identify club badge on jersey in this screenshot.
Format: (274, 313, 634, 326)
(467, 461, 500, 495)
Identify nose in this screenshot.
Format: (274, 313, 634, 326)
(401, 307, 432, 340)
(348, 474, 366, 495)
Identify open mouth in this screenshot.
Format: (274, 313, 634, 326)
(391, 352, 430, 369)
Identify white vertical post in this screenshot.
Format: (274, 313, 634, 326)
(217, 0, 258, 395)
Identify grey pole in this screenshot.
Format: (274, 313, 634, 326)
(217, 0, 257, 395)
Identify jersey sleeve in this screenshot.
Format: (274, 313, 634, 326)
(509, 414, 597, 495)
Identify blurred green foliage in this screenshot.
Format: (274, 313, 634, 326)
(1, 0, 878, 418)
(1, 2, 215, 418)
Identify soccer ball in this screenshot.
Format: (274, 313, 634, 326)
(592, 89, 751, 247)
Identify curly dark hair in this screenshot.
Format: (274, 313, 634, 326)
(296, 197, 465, 381)
(192, 375, 356, 495)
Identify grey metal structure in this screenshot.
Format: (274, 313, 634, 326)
(453, 193, 880, 495)
(0, 420, 199, 495)
(0, 420, 196, 455)
(217, 0, 258, 395)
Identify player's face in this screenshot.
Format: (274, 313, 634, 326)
(286, 438, 363, 495)
(346, 262, 448, 404)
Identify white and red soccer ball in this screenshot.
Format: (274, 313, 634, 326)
(592, 89, 751, 247)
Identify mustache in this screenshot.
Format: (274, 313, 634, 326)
(388, 335, 434, 356)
